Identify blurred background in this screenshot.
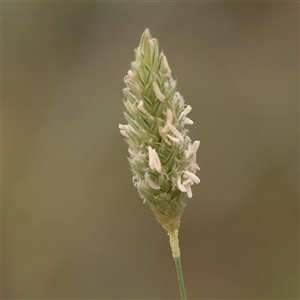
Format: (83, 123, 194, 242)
(2, 2, 299, 299)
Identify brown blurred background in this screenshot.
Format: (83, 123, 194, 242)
(2, 2, 299, 299)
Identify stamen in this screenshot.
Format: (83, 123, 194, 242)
(145, 172, 160, 190)
(152, 81, 165, 101)
(185, 184, 193, 198)
(183, 171, 200, 184)
(194, 163, 200, 171)
(148, 146, 162, 173)
(166, 108, 173, 124)
(182, 178, 193, 186)
(184, 117, 194, 125)
(193, 140, 200, 152)
(160, 109, 184, 143)
(177, 176, 186, 192)
(179, 105, 192, 120)
(166, 134, 180, 143)
(161, 108, 172, 133)
(168, 123, 184, 142)
(162, 55, 171, 77)
(191, 140, 200, 164)
(119, 124, 129, 138)
(137, 101, 151, 116)
(119, 124, 128, 130)
(158, 126, 171, 145)
(120, 130, 129, 138)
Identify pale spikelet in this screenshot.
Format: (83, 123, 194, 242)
(119, 28, 200, 232)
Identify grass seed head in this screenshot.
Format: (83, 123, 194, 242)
(120, 28, 200, 232)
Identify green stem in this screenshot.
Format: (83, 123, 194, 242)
(168, 230, 187, 300)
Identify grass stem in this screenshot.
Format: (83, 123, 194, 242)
(169, 230, 187, 300)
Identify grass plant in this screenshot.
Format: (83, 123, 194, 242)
(119, 29, 200, 300)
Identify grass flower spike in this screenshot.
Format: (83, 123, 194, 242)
(119, 29, 200, 300)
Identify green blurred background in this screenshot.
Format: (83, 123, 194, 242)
(2, 2, 299, 299)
